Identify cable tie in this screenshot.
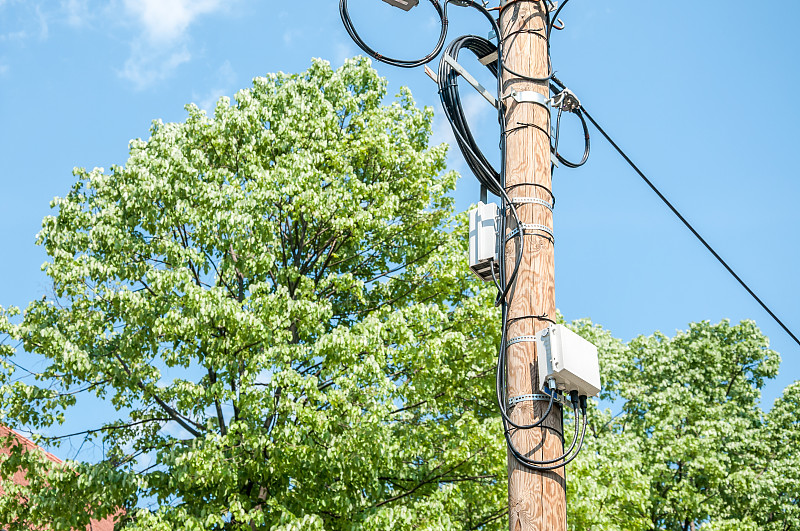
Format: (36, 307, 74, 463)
(507, 313, 556, 326)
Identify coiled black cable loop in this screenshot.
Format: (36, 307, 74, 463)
(550, 79, 590, 169)
(339, 0, 448, 68)
(504, 401, 588, 471)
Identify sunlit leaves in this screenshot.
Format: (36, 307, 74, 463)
(0, 57, 504, 529)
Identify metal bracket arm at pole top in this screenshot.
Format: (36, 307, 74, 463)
(443, 54, 500, 109)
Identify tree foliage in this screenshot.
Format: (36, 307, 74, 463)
(0, 56, 797, 531)
(568, 319, 800, 531)
(0, 58, 506, 530)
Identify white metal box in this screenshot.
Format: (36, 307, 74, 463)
(536, 324, 601, 397)
(468, 202, 499, 282)
(381, 0, 419, 10)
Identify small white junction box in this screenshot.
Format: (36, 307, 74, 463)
(381, 0, 419, 10)
(468, 202, 499, 282)
(536, 324, 601, 397)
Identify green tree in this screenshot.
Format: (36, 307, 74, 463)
(0, 58, 507, 530)
(567, 319, 800, 531)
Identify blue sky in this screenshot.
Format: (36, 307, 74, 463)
(1, 0, 798, 442)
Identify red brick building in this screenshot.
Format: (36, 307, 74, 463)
(0, 426, 116, 530)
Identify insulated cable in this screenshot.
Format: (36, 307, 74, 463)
(570, 85, 800, 349)
(503, 399, 588, 470)
(339, 0, 448, 68)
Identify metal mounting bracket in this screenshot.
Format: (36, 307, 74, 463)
(381, 0, 419, 11)
(507, 90, 550, 108)
(507, 392, 561, 407)
(444, 54, 499, 109)
(479, 50, 499, 66)
(500, 0, 554, 6)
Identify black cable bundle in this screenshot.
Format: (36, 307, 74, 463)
(437, 35, 501, 196)
(340, 0, 594, 472)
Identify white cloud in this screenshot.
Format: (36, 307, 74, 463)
(0, 62, 8, 76)
(0, 1, 48, 42)
(119, 42, 191, 90)
(118, 0, 229, 90)
(158, 419, 195, 440)
(34, 4, 47, 39)
(431, 92, 495, 175)
(61, 0, 90, 27)
(192, 60, 237, 114)
(333, 39, 356, 67)
(123, 0, 223, 44)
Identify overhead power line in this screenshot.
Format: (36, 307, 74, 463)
(578, 103, 800, 349)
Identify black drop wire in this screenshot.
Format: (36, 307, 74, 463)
(578, 101, 800, 349)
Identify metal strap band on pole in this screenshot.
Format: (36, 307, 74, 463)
(506, 335, 538, 347)
(506, 223, 555, 242)
(508, 393, 561, 407)
(510, 197, 554, 211)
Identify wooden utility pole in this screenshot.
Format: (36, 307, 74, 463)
(500, 0, 566, 530)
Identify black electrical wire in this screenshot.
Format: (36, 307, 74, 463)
(437, 35, 502, 196)
(551, 105, 590, 169)
(578, 102, 800, 349)
(339, 0, 448, 68)
(340, 0, 591, 471)
(504, 402, 588, 471)
(497, 0, 554, 83)
(546, 0, 571, 40)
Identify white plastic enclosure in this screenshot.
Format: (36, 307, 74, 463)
(536, 324, 601, 397)
(468, 202, 499, 282)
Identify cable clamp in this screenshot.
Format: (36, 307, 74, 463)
(506, 90, 550, 108)
(507, 392, 561, 407)
(509, 197, 554, 211)
(506, 223, 555, 242)
(551, 88, 581, 112)
(506, 335, 538, 347)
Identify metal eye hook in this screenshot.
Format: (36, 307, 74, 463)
(552, 17, 565, 30)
